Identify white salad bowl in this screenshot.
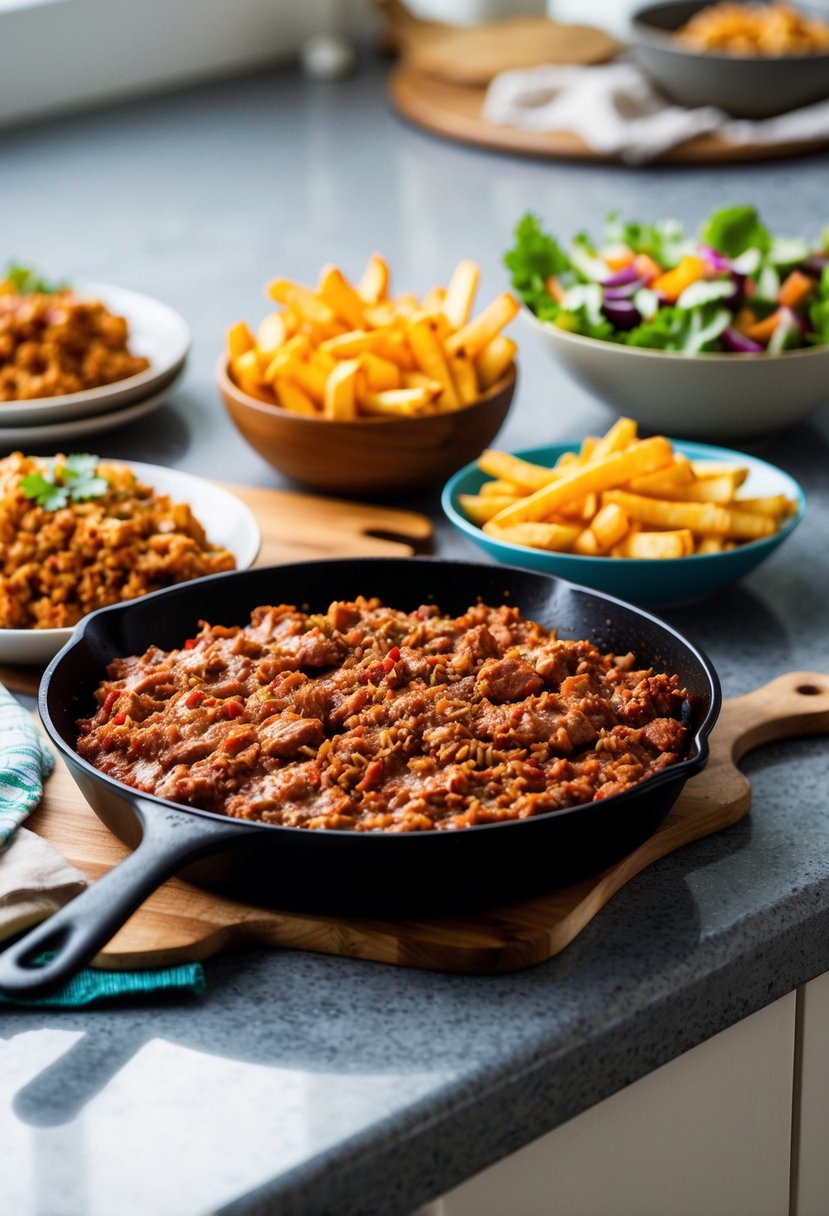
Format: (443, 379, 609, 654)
(525, 310, 829, 441)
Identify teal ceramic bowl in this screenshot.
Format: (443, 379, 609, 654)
(442, 440, 805, 607)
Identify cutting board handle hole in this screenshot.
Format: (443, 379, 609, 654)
(365, 528, 432, 555)
(796, 683, 824, 696)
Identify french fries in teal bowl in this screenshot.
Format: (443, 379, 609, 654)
(442, 423, 805, 607)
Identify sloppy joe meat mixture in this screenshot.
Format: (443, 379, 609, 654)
(76, 598, 690, 832)
(0, 291, 150, 401)
(0, 453, 237, 630)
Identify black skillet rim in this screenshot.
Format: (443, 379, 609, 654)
(39, 556, 722, 840)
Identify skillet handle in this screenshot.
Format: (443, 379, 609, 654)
(0, 802, 246, 1001)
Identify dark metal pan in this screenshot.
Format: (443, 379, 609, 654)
(0, 558, 720, 998)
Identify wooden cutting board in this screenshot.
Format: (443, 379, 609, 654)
(389, 64, 829, 164)
(0, 481, 433, 697)
(23, 671, 829, 975)
(374, 1, 621, 82)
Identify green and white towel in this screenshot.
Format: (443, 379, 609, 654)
(0, 682, 206, 1004)
(0, 682, 54, 843)
(1, 682, 87, 947)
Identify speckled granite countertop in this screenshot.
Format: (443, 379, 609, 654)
(1, 57, 829, 1216)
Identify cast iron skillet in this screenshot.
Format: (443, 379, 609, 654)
(0, 558, 720, 999)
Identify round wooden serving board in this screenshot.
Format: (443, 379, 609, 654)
(25, 671, 829, 975)
(389, 64, 829, 164)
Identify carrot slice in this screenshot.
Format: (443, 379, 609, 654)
(744, 310, 781, 344)
(633, 253, 663, 285)
(604, 248, 635, 272)
(651, 256, 706, 304)
(778, 270, 814, 310)
(546, 276, 566, 305)
(733, 307, 757, 335)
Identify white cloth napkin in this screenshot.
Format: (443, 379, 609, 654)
(0, 827, 87, 944)
(482, 61, 829, 163)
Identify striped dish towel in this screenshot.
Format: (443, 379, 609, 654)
(0, 685, 208, 1006)
(0, 958, 207, 1007)
(0, 682, 54, 843)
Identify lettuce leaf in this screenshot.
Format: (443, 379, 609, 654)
(624, 304, 731, 353)
(675, 280, 736, 310)
(808, 297, 829, 345)
(767, 236, 811, 270)
(604, 214, 688, 269)
(554, 283, 614, 340)
(554, 308, 615, 342)
(568, 233, 610, 282)
(700, 206, 771, 258)
(503, 213, 571, 320)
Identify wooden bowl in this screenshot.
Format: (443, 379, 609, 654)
(217, 357, 517, 498)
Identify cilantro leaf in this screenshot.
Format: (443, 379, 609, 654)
(3, 262, 68, 295)
(19, 471, 69, 511)
(20, 455, 109, 511)
(71, 475, 109, 501)
(63, 453, 99, 480)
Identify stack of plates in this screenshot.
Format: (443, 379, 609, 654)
(0, 283, 191, 446)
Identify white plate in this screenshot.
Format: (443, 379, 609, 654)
(0, 461, 261, 665)
(0, 378, 178, 447)
(0, 283, 191, 426)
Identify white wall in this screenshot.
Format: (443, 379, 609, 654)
(0, 0, 367, 128)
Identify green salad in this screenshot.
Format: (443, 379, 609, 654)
(504, 205, 829, 355)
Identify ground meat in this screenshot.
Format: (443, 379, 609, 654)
(76, 597, 691, 832)
(0, 288, 150, 401)
(0, 453, 236, 629)
(477, 657, 544, 704)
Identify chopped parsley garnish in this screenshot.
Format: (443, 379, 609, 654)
(20, 454, 109, 511)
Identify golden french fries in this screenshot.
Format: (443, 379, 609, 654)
(227, 257, 518, 420)
(458, 494, 522, 525)
(443, 260, 480, 330)
(489, 437, 674, 527)
(483, 521, 582, 552)
(678, 2, 829, 56)
(462, 418, 797, 560)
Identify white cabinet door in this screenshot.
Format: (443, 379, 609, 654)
(436, 994, 796, 1216)
(793, 971, 829, 1216)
